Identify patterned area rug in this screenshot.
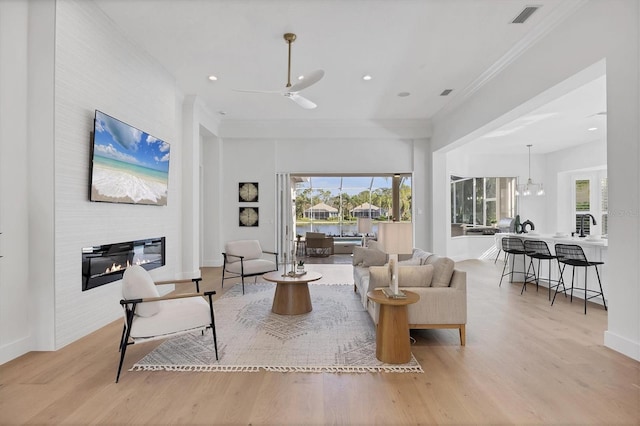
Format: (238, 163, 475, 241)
(131, 282, 423, 373)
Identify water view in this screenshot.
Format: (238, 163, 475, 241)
(296, 222, 379, 237)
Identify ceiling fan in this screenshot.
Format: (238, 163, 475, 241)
(234, 33, 324, 109)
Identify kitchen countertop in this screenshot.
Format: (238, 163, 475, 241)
(496, 232, 608, 247)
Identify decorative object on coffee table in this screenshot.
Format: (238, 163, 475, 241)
(367, 289, 419, 364)
(263, 270, 322, 315)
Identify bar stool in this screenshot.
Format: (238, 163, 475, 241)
(499, 237, 532, 287)
(494, 235, 507, 264)
(552, 244, 607, 314)
(523, 240, 565, 299)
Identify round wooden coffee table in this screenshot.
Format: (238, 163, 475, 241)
(367, 289, 420, 364)
(263, 271, 322, 315)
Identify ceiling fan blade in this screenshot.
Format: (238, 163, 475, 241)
(288, 69, 325, 92)
(286, 93, 317, 109)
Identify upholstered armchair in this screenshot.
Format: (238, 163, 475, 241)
(222, 240, 278, 294)
(117, 265, 218, 382)
(305, 232, 334, 257)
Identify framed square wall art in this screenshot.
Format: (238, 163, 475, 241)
(239, 207, 259, 227)
(239, 182, 259, 202)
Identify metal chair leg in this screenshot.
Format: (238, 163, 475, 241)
(570, 267, 576, 302)
(551, 263, 568, 306)
(499, 253, 510, 287)
(510, 252, 516, 283)
(595, 265, 607, 311)
(521, 257, 533, 294)
(583, 266, 588, 314)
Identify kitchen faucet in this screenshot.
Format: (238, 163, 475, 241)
(578, 214, 597, 237)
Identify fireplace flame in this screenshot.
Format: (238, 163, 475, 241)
(105, 260, 130, 274)
(104, 259, 150, 275)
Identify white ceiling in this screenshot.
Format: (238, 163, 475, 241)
(94, 0, 605, 152)
(463, 75, 607, 155)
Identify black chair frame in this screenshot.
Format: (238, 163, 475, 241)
(523, 240, 565, 299)
(499, 237, 535, 288)
(552, 244, 607, 314)
(116, 288, 218, 383)
(221, 250, 279, 294)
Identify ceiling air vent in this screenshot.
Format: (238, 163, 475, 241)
(440, 89, 453, 96)
(511, 6, 540, 24)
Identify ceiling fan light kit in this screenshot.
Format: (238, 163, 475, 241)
(234, 33, 324, 109)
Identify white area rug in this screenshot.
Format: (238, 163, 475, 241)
(131, 283, 423, 373)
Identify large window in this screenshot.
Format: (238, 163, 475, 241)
(451, 176, 516, 228)
(293, 174, 412, 237)
(572, 171, 608, 236)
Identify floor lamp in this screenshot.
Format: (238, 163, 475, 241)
(357, 217, 373, 247)
(377, 222, 413, 298)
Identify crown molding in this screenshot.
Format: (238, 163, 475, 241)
(433, 0, 589, 122)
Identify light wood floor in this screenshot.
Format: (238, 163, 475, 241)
(1, 259, 638, 425)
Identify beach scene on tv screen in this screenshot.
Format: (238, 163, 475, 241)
(91, 111, 170, 206)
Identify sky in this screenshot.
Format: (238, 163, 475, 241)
(93, 111, 170, 173)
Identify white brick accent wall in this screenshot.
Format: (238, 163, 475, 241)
(53, 0, 182, 348)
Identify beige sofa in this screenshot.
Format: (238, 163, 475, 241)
(353, 245, 467, 345)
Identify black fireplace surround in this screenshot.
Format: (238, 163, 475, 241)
(82, 237, 165, 291)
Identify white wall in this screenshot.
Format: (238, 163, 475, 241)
(202, 136, 422, 265)
(201, 130, 223, 267)
(0, 0, 33, 364)
(0, 0, 186, 361)
(51, 0, 183, 348)
(431, 0, 639, 360)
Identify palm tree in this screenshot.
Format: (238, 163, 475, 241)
(400, 183, 412, 221)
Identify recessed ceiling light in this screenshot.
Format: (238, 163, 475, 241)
(362, 75, 372, 81)
(588, 127, 598, 131)
(397, 92, 410, 97)
(298, 75, 304, 80)
(208, 75, 218, 81)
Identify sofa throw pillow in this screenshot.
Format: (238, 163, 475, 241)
(423, 255, 455, 287)
(369, 265, 391, 291)
(353, 246, 388, 267)
(398, 264, 434, 287)
(366, 240, 382, 251)
(411, 248, 432, 264)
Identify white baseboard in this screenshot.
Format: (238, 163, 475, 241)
(0, 335, 32, 365)
(604, 330, 640, 361)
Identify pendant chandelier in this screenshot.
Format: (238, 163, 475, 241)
(516, 144, 545, 197)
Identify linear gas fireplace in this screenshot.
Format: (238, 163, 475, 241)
(82, 237, 165, 291)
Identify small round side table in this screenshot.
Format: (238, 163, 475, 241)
(367, 289, 420, 364)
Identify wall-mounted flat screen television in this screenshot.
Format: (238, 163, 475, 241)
(90, 110, 170, 206)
